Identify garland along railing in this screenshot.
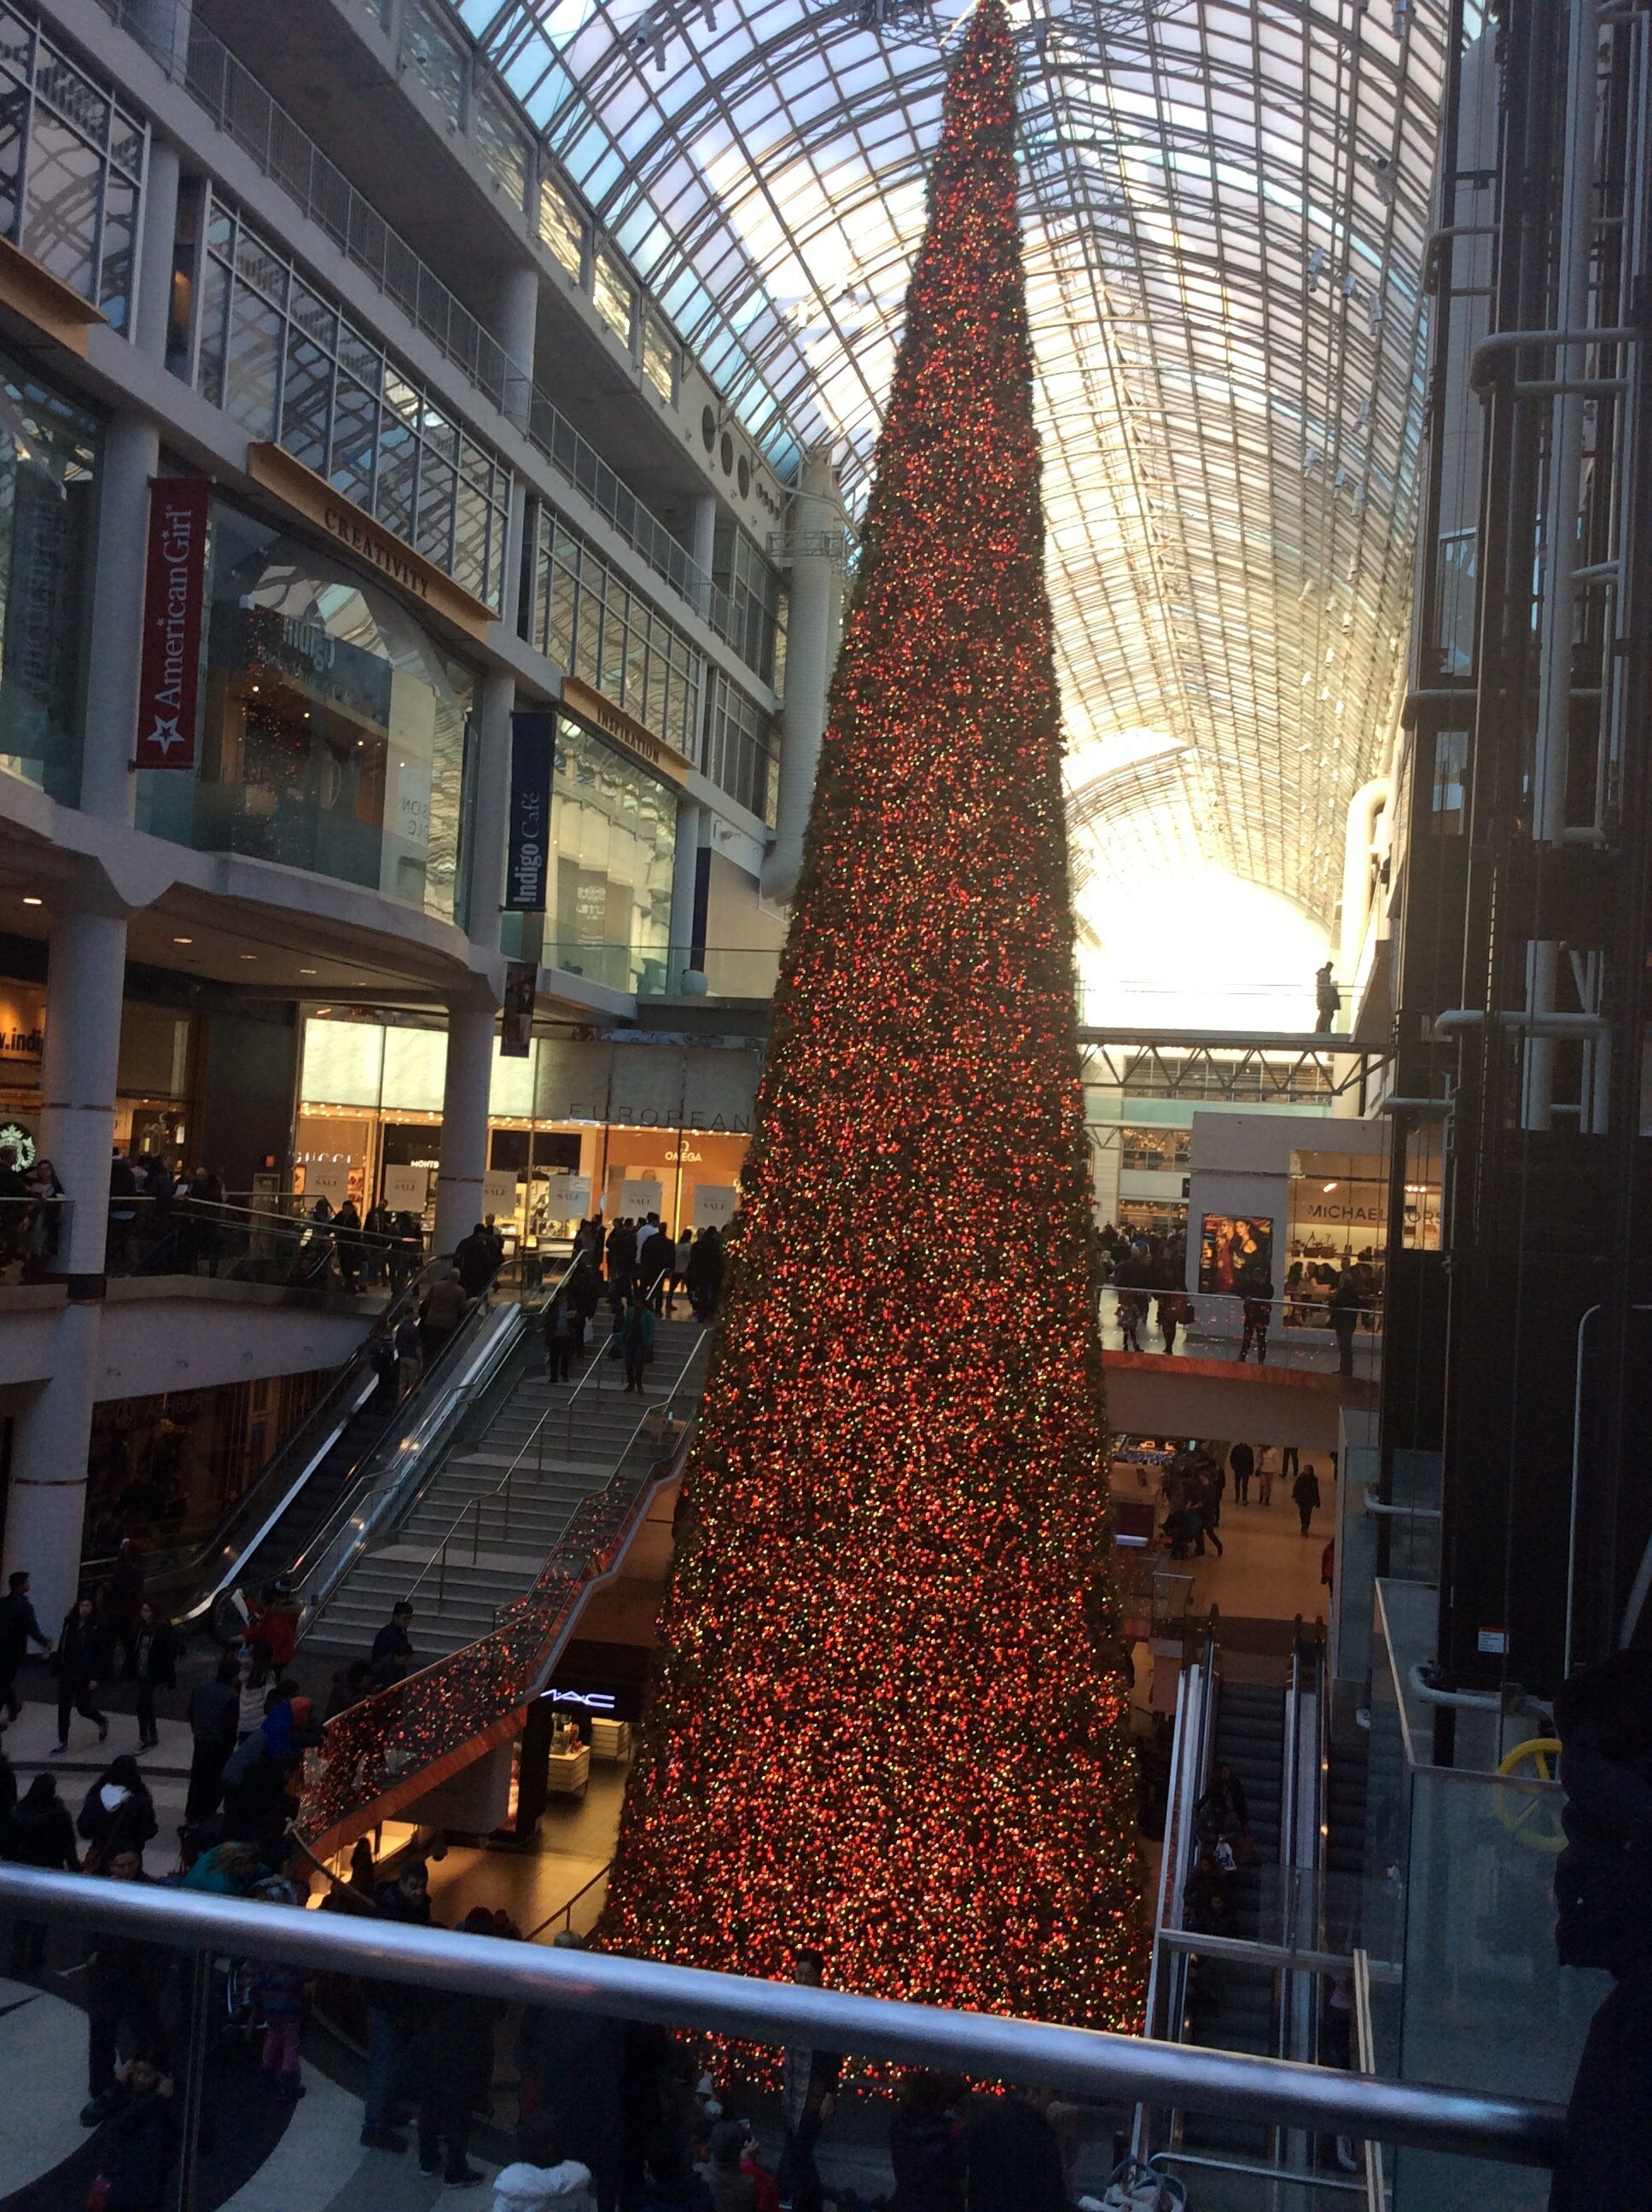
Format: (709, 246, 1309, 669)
(300, 1323, 714, 1849)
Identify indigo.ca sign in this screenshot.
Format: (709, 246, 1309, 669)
(505, 712, 555, 911)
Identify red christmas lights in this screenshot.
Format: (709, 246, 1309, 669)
(600, 0, 1146, 2030)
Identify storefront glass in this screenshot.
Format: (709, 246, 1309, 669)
(1288, 1145, 1393, 1263)
(544, 716, 676, 992)
(0, 350, 99, 802)
(294, 1014, 758, 1245)
(137, 502, 475, 922)
(0, 977, 192, 1172)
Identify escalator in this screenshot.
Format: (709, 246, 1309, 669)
(1183, 1679, 1287, 2159)
(158, 1256, 559, 1635)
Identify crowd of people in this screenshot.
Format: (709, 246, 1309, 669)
(1153, 1441, 1327, 1560)
(536, 1214, 727, 1400)
(1094, 1222, 1381, 1376)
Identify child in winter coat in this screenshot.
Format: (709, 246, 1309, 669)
(492, 2119, 596, 2212)
(248, 1877, 310, 2101)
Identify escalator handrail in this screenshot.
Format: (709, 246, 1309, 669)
(160, 1255, 454, 1619)
(288, 1256, 578, 1629)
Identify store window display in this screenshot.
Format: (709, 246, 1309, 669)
(548, 717, 676, 992)
(0, 351, 100, 802)
(137, 504, 476, 921)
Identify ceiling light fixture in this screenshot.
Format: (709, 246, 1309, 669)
(21, 894, 41, 906)
(172, 935, 193, 945)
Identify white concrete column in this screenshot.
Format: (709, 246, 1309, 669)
(468, 670, 515, 946)
(3, 910, 130, 1624)
(690, 494, 718, 622)
(493, 262, 539, 431)
(670, 798, 705, 987)
(3, 1306, 104, 1635)
(79, 415, 161, 825)
(433, 1004, 497, 1256)
(38, 911, 128, 1279)
(763, 448, 845, 903)
(134, 138, 181, 360)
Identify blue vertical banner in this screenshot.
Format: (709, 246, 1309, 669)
(504, 710, 555, 911)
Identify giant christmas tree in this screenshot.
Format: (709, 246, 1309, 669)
(601, 0, 1144, 2029)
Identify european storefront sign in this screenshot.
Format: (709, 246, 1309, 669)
(134, 477, 211, 771)
(505, 713, 555, 912)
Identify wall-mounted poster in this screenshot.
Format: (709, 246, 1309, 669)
(1199, 1214, 1274, 1295)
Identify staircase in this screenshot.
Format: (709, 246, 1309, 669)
(1185, 1679, 1287, 2154)
(305, 1313, 706, 1662)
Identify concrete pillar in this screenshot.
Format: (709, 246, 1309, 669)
(670, 798, 705, 988)
(134, 139, 181, 361)
(38, 911, 128, 1280)
(432, 1004, 496, 1256)
(3, 1307, 104, 1636)
(690, 494, 718, 623)
(79, 416, 161, 826)
(763, 449, 845, 903)
(467, 670, 515, 946)
(493, 261, 539, 431)
(1, 910, 130, 1624)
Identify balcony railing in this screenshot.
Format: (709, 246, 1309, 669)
(91, 0, 743, 652)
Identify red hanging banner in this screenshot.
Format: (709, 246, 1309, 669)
(133, 476, 212, 771)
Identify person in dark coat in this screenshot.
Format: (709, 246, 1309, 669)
(78, 1755, 159, 1866)
(102, 1539, 146, 1672)
(453, 1224, 497, 1301)
(962, 2091, 1067, 2212)
(360, 1857, 437, 2150)
(124, 1603, 177, 1750)
(5, 1771, 80, 1968)
(1229, 1440, 1255, 1503)
(416, 1906, 504, 2187)
(82, 1848, 171, 2123)
(97, 2054, 180, 2212)
(185, 1656, 241, 1825)
(516, 1930, 627, 2209)
(0, 1567, 50, 1720)
(53, 1593, 111, 1755)
(889, 2071, 964, 2211)
(685, 1227, 723, 1322)
(1329, 1268, 1363, 1376)
(1293, 1463, 1323, 1535)
(1551, 1645, 1652, 2212)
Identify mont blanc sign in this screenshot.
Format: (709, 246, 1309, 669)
(134, 477, 211, 771)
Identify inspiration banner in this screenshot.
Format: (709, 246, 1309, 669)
(134, 477, 212, 771)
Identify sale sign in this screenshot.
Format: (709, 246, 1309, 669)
(134, 478, 212, 771)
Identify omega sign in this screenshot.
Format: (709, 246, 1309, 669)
(134, 478, 212, 771)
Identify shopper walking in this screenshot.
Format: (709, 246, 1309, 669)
(6, 1772, 79, 1970)
(544, 1291, 576, 1384)
(0, 1567, 50, 1721)
(669, 1228, 693, 1318)
(1156, 1288, 1190, 1357)
(1293, 1462, 1323, 1535)
(1257, 1451, 1275, 1508)
(102, 1539, 147, 1675)
(1313, 960, 1341, 1033)
(185, 1656, 241, 1825)
(81, 1847, 168, 2125)
(359, 1856, 436, 2151)
(1329, 1267, 1362, 1377)
(778, 1948, 841, 2212)
(78, 1755, 159, 1868)
(1238, 1280, 1273, 1363)
(125, 1603, 178, 1749)
(371, 1601, 416, 1681)
(51, 1593, 110, 1755)
(686, 1226, 724, 1322)
(620, 1293, 656, 1394)
(454, 1222, 497, 1301)
(1230, 1441, 1254, 1505)
(419, 1266, 471, 1361)
(1281, 1443, 1300, 1483)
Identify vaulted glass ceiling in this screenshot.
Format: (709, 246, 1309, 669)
(454, 0, 1447, 923)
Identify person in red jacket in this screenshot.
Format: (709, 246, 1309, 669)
(244, 1581, 303, 1669)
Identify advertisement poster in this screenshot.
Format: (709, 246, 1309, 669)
(620, 1178, 662, 1218)
(482, 1170, 518, 1220)
(134, 477, 212, 770)
(504, 712, 554, 911)
(1199, 1214, 1274, 1295)
(381, 1165, 428, 1211)
(693, 1184, 738, 1229)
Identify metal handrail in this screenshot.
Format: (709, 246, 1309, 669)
(526, 1855, 615, 1942)
(291, 1258, 564, 1631)
(0, 1868, 1566, 2168)
(416, 1296, 709, 1610)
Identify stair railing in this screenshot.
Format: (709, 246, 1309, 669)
(292, 1255, 575, 1640)
(408, 1282, 700, 1612)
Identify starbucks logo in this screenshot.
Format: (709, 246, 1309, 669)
(0, 1121, 36, 1169)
